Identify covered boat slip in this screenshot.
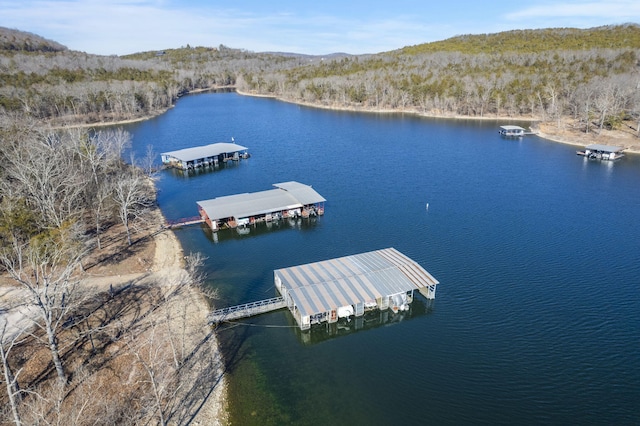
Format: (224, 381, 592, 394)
(274, 248, 439, 330)
(499, 125, 526, 137)
(161, 141, 249, 170)
(197, 181, 326, 230)
(576, 144, 625, 160)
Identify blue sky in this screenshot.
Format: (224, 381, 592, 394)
(1, 0, 639, 55)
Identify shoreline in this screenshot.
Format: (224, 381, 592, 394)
(150, 204, 228, 424)
(53, 85, 639, 155)
(235, 89, 640, 155)
(236, 89, 539, 122)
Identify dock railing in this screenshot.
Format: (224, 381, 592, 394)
(166, 216, 204, 228)
(207, 296, 286, 324)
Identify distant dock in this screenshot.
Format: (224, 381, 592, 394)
(160, 141, 249, 171)
(576, 144, 625, 161)
(499, 125, 537, 137)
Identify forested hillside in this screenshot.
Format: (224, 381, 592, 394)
(241, 24, 640, 134)
(0, 27, 66, 52)
(0, 24, 639, 133)
(0, 28, 307, 124)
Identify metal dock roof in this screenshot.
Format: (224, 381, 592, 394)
(161, 142, 248, 162)
(274, 248, 439, 318)
(273, 181, 327, 205)
(585, 144, 624, 153)
(197, 181, 325, 221)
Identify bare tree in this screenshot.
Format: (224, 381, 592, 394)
(90, 178, 115, 250)
(141, 144, 160, 177)
(96, 127, 131, 172)
(0, 223, 86, 383)
(163, 252, 217, 365)
(125, 320, 180, 426)
(71, 129, 106, 186)
(112, 173, 154, 246)
(0, 129, 85, 229)
(1, 319, 25, 426)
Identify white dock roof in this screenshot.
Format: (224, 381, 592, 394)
(273, 181, 327, 205)
(161, 142, 248, 162)
(197, 181, 325, 221)
(274, 248, 439, 318)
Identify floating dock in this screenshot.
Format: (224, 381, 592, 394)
(576, 144, 625, 160)
(197, 181, 326, 231)
(499, 125, 537, 137)
(161, 141, 249, 170)
(208, 248, 439, 331)
(499, 125, 525, 137)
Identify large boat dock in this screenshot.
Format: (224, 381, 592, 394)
(197, 181, 326, 230)
(161, 141, 249, 170)
(208, 248, 439, 331)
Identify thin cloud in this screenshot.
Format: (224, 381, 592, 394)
(505, 1, 640, 20)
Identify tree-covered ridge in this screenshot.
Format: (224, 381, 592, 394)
(0, 34, 315, 123)
(399, 24, 640, 55)
(242, 24, 640, 134)
(0, 24, 639, 134)
(0, 27, 67, 52)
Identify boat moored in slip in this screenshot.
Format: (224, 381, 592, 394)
(576, 144, 625, 161)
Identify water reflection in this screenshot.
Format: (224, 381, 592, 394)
(580, 153, 620, 180)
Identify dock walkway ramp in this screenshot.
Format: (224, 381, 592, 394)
(207, 296, 286, 324)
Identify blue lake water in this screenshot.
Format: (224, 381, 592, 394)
(125, 91, 640, 425)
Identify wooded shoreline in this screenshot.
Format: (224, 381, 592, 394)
(83, 86, 639, 154)
(233, 89, 640, 154)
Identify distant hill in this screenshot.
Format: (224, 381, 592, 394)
(0, 27, 67, 52)
(399, 24, 640, 55)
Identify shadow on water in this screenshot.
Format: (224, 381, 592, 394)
(214, 322, 253, 375)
